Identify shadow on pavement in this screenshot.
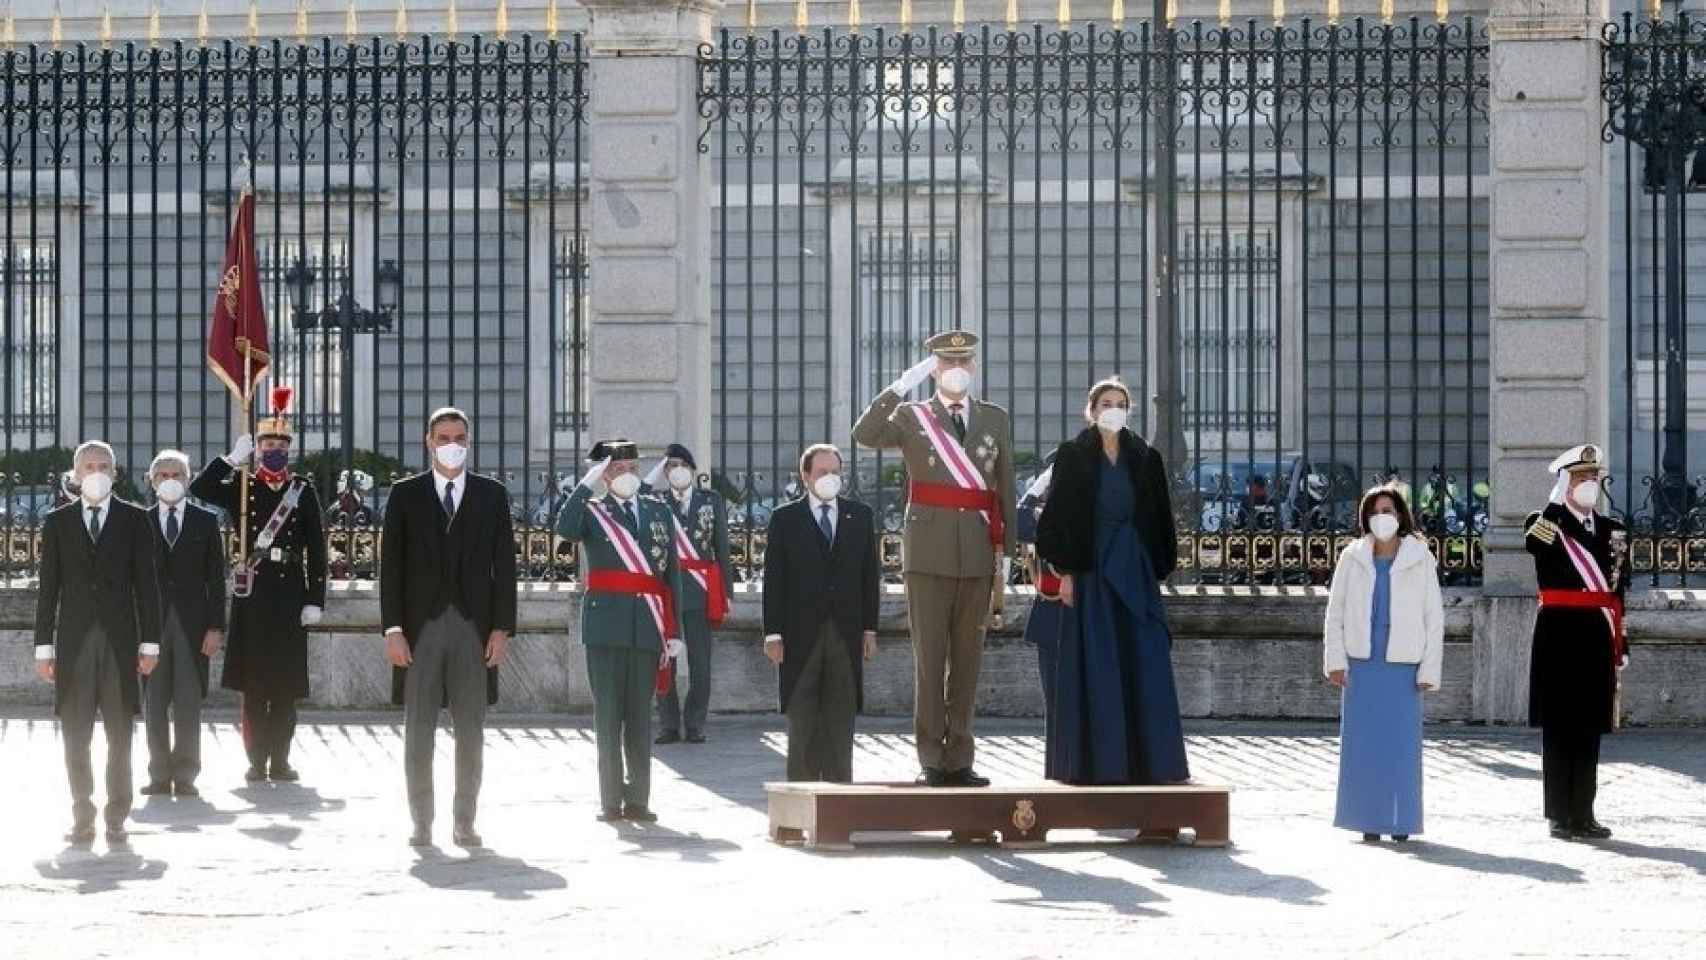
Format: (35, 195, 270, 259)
(1136, 846, 1330, 906)
(34, 847, 169, 894)
(1387, 839, 1585, 884)
(128, 794, 241, 833)
(1595, 838, 1706, 875)
(230, 784, 349, 821)
(614, 821, 744, 863)
(969, 849, 1169, 916)
(408, 848, 569, 901)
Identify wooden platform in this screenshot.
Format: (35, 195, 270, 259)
(765, 781, 1230, 851)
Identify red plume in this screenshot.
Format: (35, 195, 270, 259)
(270, 385, 294, 415)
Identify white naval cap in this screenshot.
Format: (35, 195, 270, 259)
(1547, 443, 1609, 476)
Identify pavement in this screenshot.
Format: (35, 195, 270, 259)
(1, 710, 1702, 959)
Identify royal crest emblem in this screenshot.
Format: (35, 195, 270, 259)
(1010, 799, 1037, 837)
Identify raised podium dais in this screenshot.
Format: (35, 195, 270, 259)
(765, 781, 1230, 851)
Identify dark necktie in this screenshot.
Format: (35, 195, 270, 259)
(442, 481, 456, 526)
(166, 506, 179, 548)
(622, 500, 638, 533)
(949, 403, 967, 442)
(818, 503, 834, 545)
(88, 506, 102, 542)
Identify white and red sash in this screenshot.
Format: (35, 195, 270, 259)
(910, 402, 1002, 547)
(587, 500, 672, 645)
(669, 510, 729, 625)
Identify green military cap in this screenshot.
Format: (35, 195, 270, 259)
(925, 329, 979, 359)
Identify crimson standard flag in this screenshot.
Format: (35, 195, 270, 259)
(207, 188, 270, 399)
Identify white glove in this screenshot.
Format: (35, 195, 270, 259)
(227, 433, 255, 466)
(888, 355, 938, 396)
(300, 605, 323, 627)
(665, 638, 687, 660)
(643, 458, 668, 490)
(1025, 466, 1054, 500)
(577, 458, 611, 492)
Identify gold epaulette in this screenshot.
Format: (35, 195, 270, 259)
(1527, 518, 1560, 545)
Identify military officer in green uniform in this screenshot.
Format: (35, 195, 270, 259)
(557, 440, 685, 822)
(853, 330, 1016, 787)
(642, 443, 734, 745)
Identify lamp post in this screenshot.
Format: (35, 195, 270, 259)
(284, 257, 403, 475)
(1606, 17, 1705, 522)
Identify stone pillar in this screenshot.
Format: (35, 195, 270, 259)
(580, 0, 720, 462)
(1481, 1, 1611, 722)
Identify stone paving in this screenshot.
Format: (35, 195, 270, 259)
(1, 710, 1702, 959)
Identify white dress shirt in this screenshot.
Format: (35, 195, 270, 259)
(937, 392, 973, 434)
(434, 468, 463, 520)
(807, 492, 839, 543)
(157, 500, 184, 543)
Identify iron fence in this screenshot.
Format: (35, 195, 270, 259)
(0, 34, 589, 582)
(699, 18, 1490, 586)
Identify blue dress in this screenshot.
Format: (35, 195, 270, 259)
(1334, 556, 1425, 836)
(1049, 453, 1190, 784)
(1018, 493, 1068, 772)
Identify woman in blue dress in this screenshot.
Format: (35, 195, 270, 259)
(1323, 484, 1445, 842)
(1035, 378, 1189, 785)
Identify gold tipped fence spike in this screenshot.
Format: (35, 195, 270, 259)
(1111, 0, 1124, 29)
(446, 0, 457, 39)
(148, 2, 161, 47)
(100, 2, 112, 47)
(1381, 0, 1394, 24)
(952, 0, 964, 33)
(1005, 0, 1017, 32)
(1435, 0, 1448, 23)
(1166, 0, 1177, 27)
(1218, 0, 1230, 27)
(546, 0, 558, 40)
(900, 0, 912, 33)
(3, 6, 14, 51)
(496, 0, 508, 40)
(746, 0, 757, 33)
(1272, 0, 1285, 26)
(396, 0, 409, 40)
(1058, 0, 1070, 32)
(347, 0, 359, 42)
(794, 0, 807, 33)
(197, 0, 209, 44)
(248, 0, 260, 46)
(849, 0, 862, 33)
(301, 1, 313, 43)
(1327, 0, 1340, 25)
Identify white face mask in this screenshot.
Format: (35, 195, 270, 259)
(435, 442, 468, 471)
(939, 367, 973, 395)
(1369, 513, 1400, 542)
(80, 471, 113, 502)
(1571, 480, 1600, 511)
(155, 478, 186, 504)
(609, 472, 642, 500)
(1096, 406, 1129, 434)
(668, 466, 695, 491)
(813, 473, 843, 501)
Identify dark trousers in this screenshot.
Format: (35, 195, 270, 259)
(1542, 726, 1602, 825)
(403, 611, 488, 829)
(143, 612, 202, 788)
(785, 624, 858, 783)
(587, 645, 655, 811)
(657, 609, 712, 736)
(60, 630, 134, 830)
(241, 694, 298, 772)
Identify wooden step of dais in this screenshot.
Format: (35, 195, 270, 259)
(765, 781, 1231, 851)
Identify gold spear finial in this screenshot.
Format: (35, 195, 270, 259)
(1436, 0, 1449, 22)
(546, 0, 558, 40)
(1327, 0, 1340, 24)
(446, 0, 458, 38)
(1649, 0, 1663, 18)
(849, 0, 862, 33)
(1166, 0, 1177, 26)
(3, 4, 14, 51)
(900, 0, 912, 32)
(100, 1, 112, 47)
(1381, 0, 1394, 23)
(496, 0, 508, 39)
(148, 1, 162, 47)
(248, 0, 260, 46)
(1272, 0, 1285, 25)
(1219, 0, 1230, 26)
(745, 0, 757, 33)
(197, 0, 209, 44)
(1057, 0, 1070, 31)
(794, 0, 807, 32)
(1111, 0, 1124, 29)
(1005, 0, 1017, 31)
(952, 0, 964, 32)
(50, 1, 61, 47)
(347, 0, 359, 42)
(395, 0, 408, 40)
(299, 1, 312, 43)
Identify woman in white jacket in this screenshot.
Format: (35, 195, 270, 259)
(1323, 484, 1444, 843)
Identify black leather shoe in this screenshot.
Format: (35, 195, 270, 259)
(685, 732, 707, 744)
(408, 826, 432, 847)
(1577, 819, 1613, 840)
(65, 824, 96, 845)
(452, 824, 483, 848)
(951, 768, 992, 788)
(139, 782, 172, 797)
(915, 767, 948, 787)
(269, 764, 300, 783)
(174, 783, 200, 799)
(1361, 833, 1381, 843)
(654, 731, 681, 745)
(1392, 835, 1410, 843)
(1548, 820, 1574, 840)
(596, 807, 623, 823)
(244, 765, 267, 783)
(623, 805, 658, 823)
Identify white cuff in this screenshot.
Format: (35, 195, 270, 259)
(763, 634, 782, 644)
(384, 626, 403, 636)
(139, 643, 160, 657)
(34, 645, 54, 661)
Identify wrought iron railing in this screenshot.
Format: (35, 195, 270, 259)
(699, 18, 1490, 586)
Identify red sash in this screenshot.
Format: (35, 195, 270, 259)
(1538, 589, 1626, 664)
(909, 480, 1005, 550)
(681, 558, 729, 625)
(586, 569, 681, 696)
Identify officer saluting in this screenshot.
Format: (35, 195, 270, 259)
(1524, 443, 1630, 841)
(853, 330, 1016, 788)
(191, 386, 328, 784)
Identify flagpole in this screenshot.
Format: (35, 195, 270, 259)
(238, 337, 252, 571)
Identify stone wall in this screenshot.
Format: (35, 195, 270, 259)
(4, 583, 1701, 724)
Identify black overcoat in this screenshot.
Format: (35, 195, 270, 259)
(148, 501, 229, 698)
(1035, 427, 1178, 580)
(761, 497, 881, 713)
(1525, 503, 1629, 735)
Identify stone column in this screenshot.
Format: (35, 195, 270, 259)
(580, 0, 721, 461)
(1481, 1, 1611, 722)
